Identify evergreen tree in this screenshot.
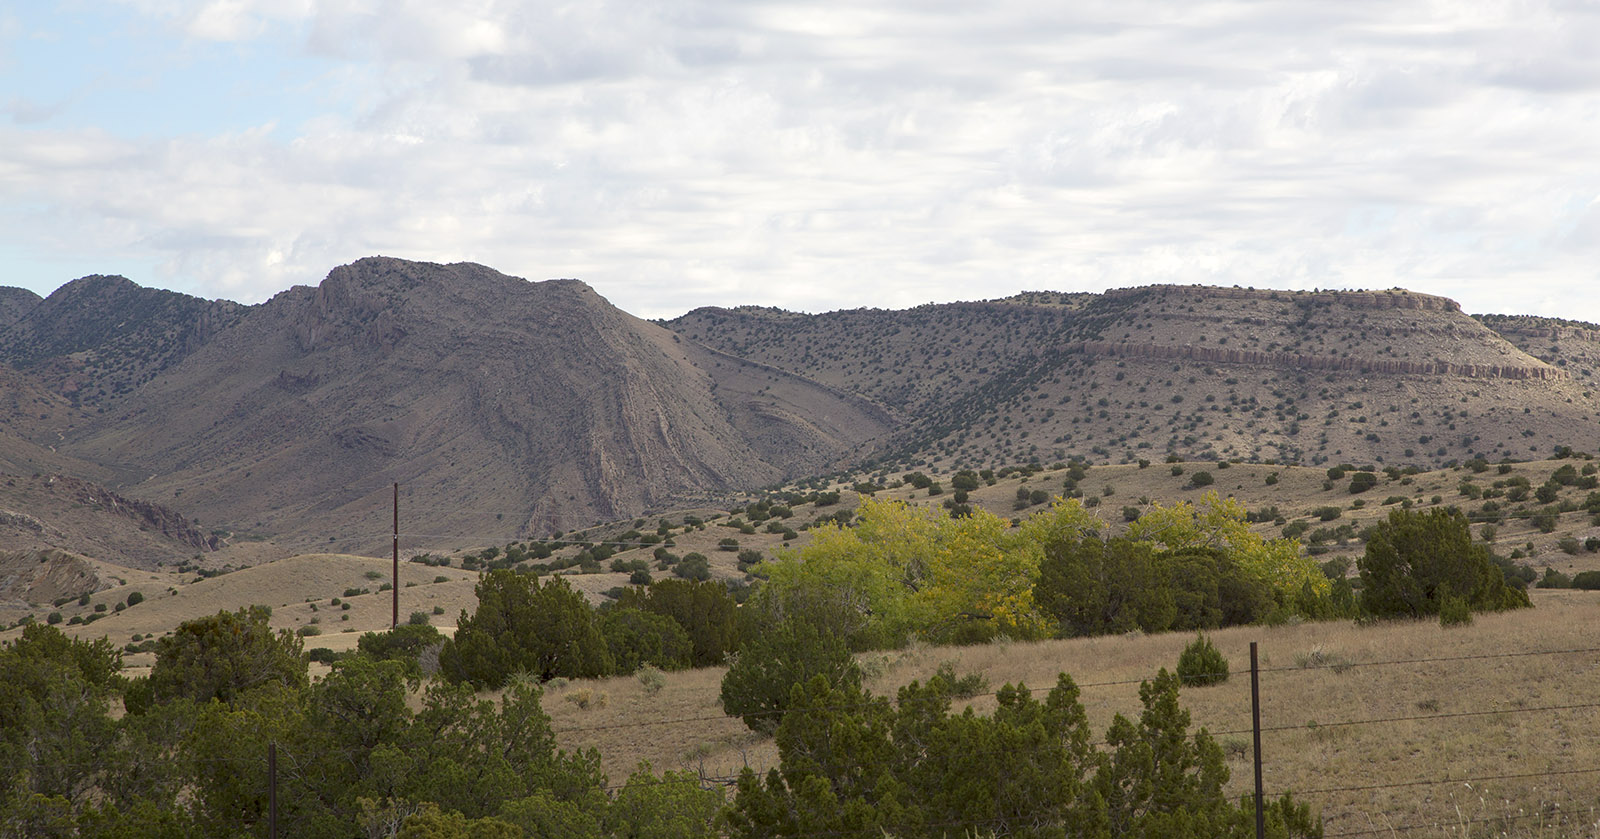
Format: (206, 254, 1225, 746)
(438, 571, 612, 687)
(1358, 508, 1531, 618)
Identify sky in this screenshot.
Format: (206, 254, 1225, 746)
(2, 1, 1598, 321)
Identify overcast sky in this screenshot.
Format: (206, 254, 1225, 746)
(3, 1, 1598, 321)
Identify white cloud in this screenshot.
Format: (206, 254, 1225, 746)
(2, 0, 1595, 322)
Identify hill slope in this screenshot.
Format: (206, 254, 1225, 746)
(668, 286, 1599, 470)
(63, 258, 890, 549)
(0, 275, 244, 408)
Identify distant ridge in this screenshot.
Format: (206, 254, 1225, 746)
(0, 262, 1596, 550)
(55, 257, 889, 549)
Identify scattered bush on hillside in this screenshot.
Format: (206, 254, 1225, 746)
(1571, 570, 1600, 590)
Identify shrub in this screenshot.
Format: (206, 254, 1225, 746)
(297, 625, 321, 637)
(720, 615, 861, 734)
(615, 579, 741, 667)
(1571, 570, 1600, 590)
(125, 591, 144, 606)
(408, 610, 431, 625)
(1359, 508, 1531, 617)
(674, 554, 712, 581)
(46, 611, 62, 625)
(1177, 634, 1229, 687)
(1188, 471, 1215, 488)
(343, 588, 364, 598)
(1347, 472, 1379, 494)
(149, 605, 307, 705)
(599, 608, 693, 673)
(564, 689, 607, 710)
(1538, 567, 1572, 588)
(637, 664, 667, 695)
(1438, 595, 1473, 627)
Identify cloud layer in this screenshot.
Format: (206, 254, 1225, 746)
(2, 0, 1598, 319)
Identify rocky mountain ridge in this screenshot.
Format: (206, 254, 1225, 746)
(3, 262, 1598, 554)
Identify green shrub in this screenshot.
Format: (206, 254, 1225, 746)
(297, 625, 321, 637)
(674, 553, 712, 581)
(1438, 595, 1473, 627)
(1571, 570, 1600, 590)
(599, 608, 693, 673)
(125, 591, 144, 606)
(1177, 634, 1229, 687)
(46, 611, 62, 625)
(408, 610, 431, 626)
(1347, 472, 1379, 494)
(720, 616, 861, 734)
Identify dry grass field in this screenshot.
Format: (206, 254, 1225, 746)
(542, 588, 1600, 838)
(10, 457, 1600, 834)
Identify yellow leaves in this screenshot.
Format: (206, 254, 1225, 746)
(774, 499, 1049, 643)
(773, 491, 1326, 644)
(1017, 496, 1104, 547)
(1125, 491, 1328, 599)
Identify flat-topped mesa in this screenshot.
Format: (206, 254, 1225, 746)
(1099, 284, 1461, 312)
(1068, 341, 1567, 380)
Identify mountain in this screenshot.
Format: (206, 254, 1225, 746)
(5, 259, 1598, 554)
(60, 257, 890, 550)
(667, 285, 1600, 471)
(0, 288, 41, 331)
(0, 275, 244, 408)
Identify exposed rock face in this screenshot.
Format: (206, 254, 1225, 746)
(1066, 341, 1565, 380)
(62, 257, 890, 550)
(0, 473, 218, 569)
(0, 549, 106, 621)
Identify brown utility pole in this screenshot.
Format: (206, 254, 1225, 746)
(392, 482, 399, 628)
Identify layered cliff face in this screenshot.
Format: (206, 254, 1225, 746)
(0, 474, 218, 570)
(62, 257, 889, 549)
(670, 284, 1598, 470)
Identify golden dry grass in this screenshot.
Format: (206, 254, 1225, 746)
(545, 589, 1600, 838)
